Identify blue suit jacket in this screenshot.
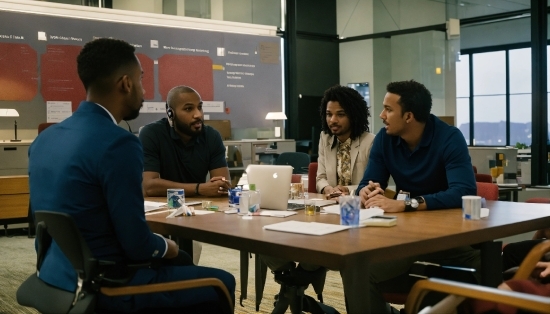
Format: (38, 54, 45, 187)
(29, 101, 166, 292)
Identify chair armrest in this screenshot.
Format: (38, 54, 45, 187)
(405, 278, 550, 314)
(514, 240, 550, 280)
(100, 278, 233, 313)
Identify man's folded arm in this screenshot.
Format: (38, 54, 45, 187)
(142, 171, 198, 197)
(356, 133, 389, 194)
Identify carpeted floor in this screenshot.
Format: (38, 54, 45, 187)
(0, 232, 348, 314)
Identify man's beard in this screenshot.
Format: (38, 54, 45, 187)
(174, 117, 203, 137)
(123, 86, 142, 121)
(123, 105, 141, 121)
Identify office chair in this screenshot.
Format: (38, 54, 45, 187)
(291, 174, 302, 183)
(17, 211, 233, 314)
(275, 152, 310, 174)
(476, 182, 499, 201)
(475, 173, 493, 183)
(526, 197, 550, 204)
(405, 241, 550, 314)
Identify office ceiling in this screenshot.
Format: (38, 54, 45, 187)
(428, 0, 539, 19)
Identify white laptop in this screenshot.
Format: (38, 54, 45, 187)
(245, 164, 298, 211)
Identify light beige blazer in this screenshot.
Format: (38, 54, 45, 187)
(316, 131, 375, 193)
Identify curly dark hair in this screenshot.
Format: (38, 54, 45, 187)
(386, 80, 432, 123)
(319, 85, 370, 140)
(77, 38, 137, 91)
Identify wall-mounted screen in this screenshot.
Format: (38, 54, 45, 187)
(0, 7, 283, 132)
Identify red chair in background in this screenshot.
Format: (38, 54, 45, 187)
(38, 122, 56, 134)
(476, 182, 499, 201)
(472, 164, 493, 183)
(291, 174, 302, 183)
(526, 197, 550, 204)
(475, 173, 493, 183)
(308, 162, 317, 193)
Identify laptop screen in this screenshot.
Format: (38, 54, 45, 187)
(245, 164, 293, 210)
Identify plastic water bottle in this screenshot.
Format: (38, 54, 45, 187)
(248, 184, 261, 214)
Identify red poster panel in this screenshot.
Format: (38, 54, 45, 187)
(136, 53, 154, 100)
(158, 55, 213, 101)
(40, 45, 85, 111)
(0, 43, 38, 101)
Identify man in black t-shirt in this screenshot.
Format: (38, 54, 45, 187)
(139, 85, 231, 197)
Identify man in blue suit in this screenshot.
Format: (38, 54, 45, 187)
(28, 38, 235, 313)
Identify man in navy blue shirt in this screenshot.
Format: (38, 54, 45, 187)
(358, 80, 476, 210)
(356, 80, 478, 313)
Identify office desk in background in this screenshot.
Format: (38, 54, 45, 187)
(0, 140, 32, 176)
(145, 197, 550, 313)
(498, 185, 522, 202)
(224, 139, 295, 186)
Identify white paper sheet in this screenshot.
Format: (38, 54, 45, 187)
(263, 220, 350, 236)
(46, 101, 72, 123)
(259, 210, 297, 218)
(144, 201, 166, 212)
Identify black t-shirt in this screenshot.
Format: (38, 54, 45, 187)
(139, 118, 227, 183)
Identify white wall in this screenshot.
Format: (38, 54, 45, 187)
(373, 0, 445, 33)
(112, 0, 163, 14)
(337, 0, 375, 129)
(338, 0, 451, 133)
(337, 0, 373, 38)
(372, 38, 391, 132)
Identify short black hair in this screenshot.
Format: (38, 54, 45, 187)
(77, 38, 137, 91)
(319, 85, 370, 140)
(386, 80, 432, 123)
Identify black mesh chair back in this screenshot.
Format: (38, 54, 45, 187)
(17, 211, 98, 314)
(17, 210, 234, 314)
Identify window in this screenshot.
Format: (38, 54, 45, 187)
(456, 54, 470, 144)
(456, 46, 547, 147)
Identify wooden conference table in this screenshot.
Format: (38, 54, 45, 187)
(145, 195, 550, 313)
